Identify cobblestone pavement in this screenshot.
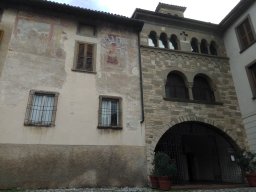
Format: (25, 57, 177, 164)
(9, 187, 255, 192)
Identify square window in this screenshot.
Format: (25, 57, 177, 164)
(24, 90, 59, 127)
(246, 62, 256, 99)
(236, 17, 256, 51)
(98, 96, 122, 129)
(73, 42, 95, 72)
(77, 23, 96, 37)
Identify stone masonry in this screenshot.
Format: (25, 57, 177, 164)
(141, 46, 247, 173)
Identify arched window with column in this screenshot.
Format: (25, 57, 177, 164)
(165, 71, 189, 99)
(191, 37, 199, 53)
(148, 31, 157, 47)
(200, 39, 209, 54)
(169, 34, 179, 50)
(159, 33, 168, 48)
(210, 41, 218, 55)
(192, 74, 215, 102)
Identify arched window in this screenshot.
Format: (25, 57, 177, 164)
(192, 75, 215, 102)
(159, 33, 168, 48)
(191, 38, 199, 53)
(165, 72, 189, 99)
(169, 34, 179, 50)
(148, 31, 157, 47)
(200, 39, 208, 54)
(210, 41, 218, 55)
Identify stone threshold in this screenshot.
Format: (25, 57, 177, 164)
(172, 184, 248, 190)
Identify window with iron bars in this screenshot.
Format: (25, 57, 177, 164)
(98, 96, 122, 129)
(24, 90, 59, 127)
(192, 76, 215, 102)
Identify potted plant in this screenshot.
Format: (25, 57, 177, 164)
(236, 150, 256, 187)
(153, 152, 177, 190)
(149, 165, 159, 189)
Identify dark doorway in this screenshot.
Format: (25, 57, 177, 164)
(155, 121, 242, 184)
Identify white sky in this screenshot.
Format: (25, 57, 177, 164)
(50, 0, 240, 24)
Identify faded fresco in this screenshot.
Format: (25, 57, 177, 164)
(101, 33, 136, 66)
(10, 15, 66, 59)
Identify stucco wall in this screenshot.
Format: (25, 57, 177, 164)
(0, 7, 146, 189)
(0, 9, 144, 147)
(223, 2, 256, 151)
(0, 144, 146, 189)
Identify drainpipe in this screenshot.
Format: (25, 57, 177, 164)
(138, 33, 144, 124)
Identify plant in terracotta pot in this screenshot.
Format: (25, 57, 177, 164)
(149, 164, 159, 189)
(154, 152, 177, 190)
(236, 150, 256, 187)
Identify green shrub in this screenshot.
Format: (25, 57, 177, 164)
(153, 152, 177, 176)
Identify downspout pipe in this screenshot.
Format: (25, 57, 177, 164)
(138, 33, 144, 123)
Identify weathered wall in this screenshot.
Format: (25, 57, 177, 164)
(223, 2, 256, 152)
(0, 7, 146, 189)
(0, 144, 146, 189)
(140, 46, 247, 173)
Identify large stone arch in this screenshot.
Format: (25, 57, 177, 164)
(146, 115, 242, 173)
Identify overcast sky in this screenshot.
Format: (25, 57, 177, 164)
(50, 0, 240, 24)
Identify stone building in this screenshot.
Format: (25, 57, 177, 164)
(0, 0, 145, 189)
(221, 0, 256, 152)
(132, 3, 247, 184)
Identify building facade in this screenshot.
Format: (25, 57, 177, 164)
(0, 0, 145, 189)
(221, 0, 256, 152)
(133, 3, 247, 184)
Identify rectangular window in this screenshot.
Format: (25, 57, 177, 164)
(236, 17, 256, 51)
(246, 62, 256, 99)
(24, 90, 59, 126)
(73, 42, 95, 72)
(98, 96, 122, 129)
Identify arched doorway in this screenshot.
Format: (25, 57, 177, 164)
(155, 121, 243, 184)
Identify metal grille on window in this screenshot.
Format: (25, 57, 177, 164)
(192, 76, 215, 102)
(165, 73, 189, 99)
(99, 98, 120, 127)
(25, 91, 58, 126)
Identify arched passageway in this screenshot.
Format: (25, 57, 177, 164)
(155, 121, 243, 184)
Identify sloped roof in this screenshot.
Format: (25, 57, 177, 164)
(219, 0, 255, 32)
(0, 0, 144, 31)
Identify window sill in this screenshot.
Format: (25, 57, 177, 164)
(239, 40, 256, 54)
(97, 126, 122, 130)
(163, 97, 223, 105)
(24, 123, 54, 127)
(71, 68, 97, 74)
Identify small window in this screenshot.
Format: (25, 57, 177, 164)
(210, 41, 218, 56)
(98, 96, 122, 129)
(77, 23, 96, 36)
(193, 75, 215, 102)
(24, 90, 59, 127)
(148, 31, 157, 47)
(165, 72, 189, 99)
(246, 62, 256, 98)
(236, 17, 256, 51)
(73, 42, 95, 72)
(200, 39, 208, 54)
(191, 38, 199, 53)
(169, 34, 179, 50)
(159, 33, 168, 48)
